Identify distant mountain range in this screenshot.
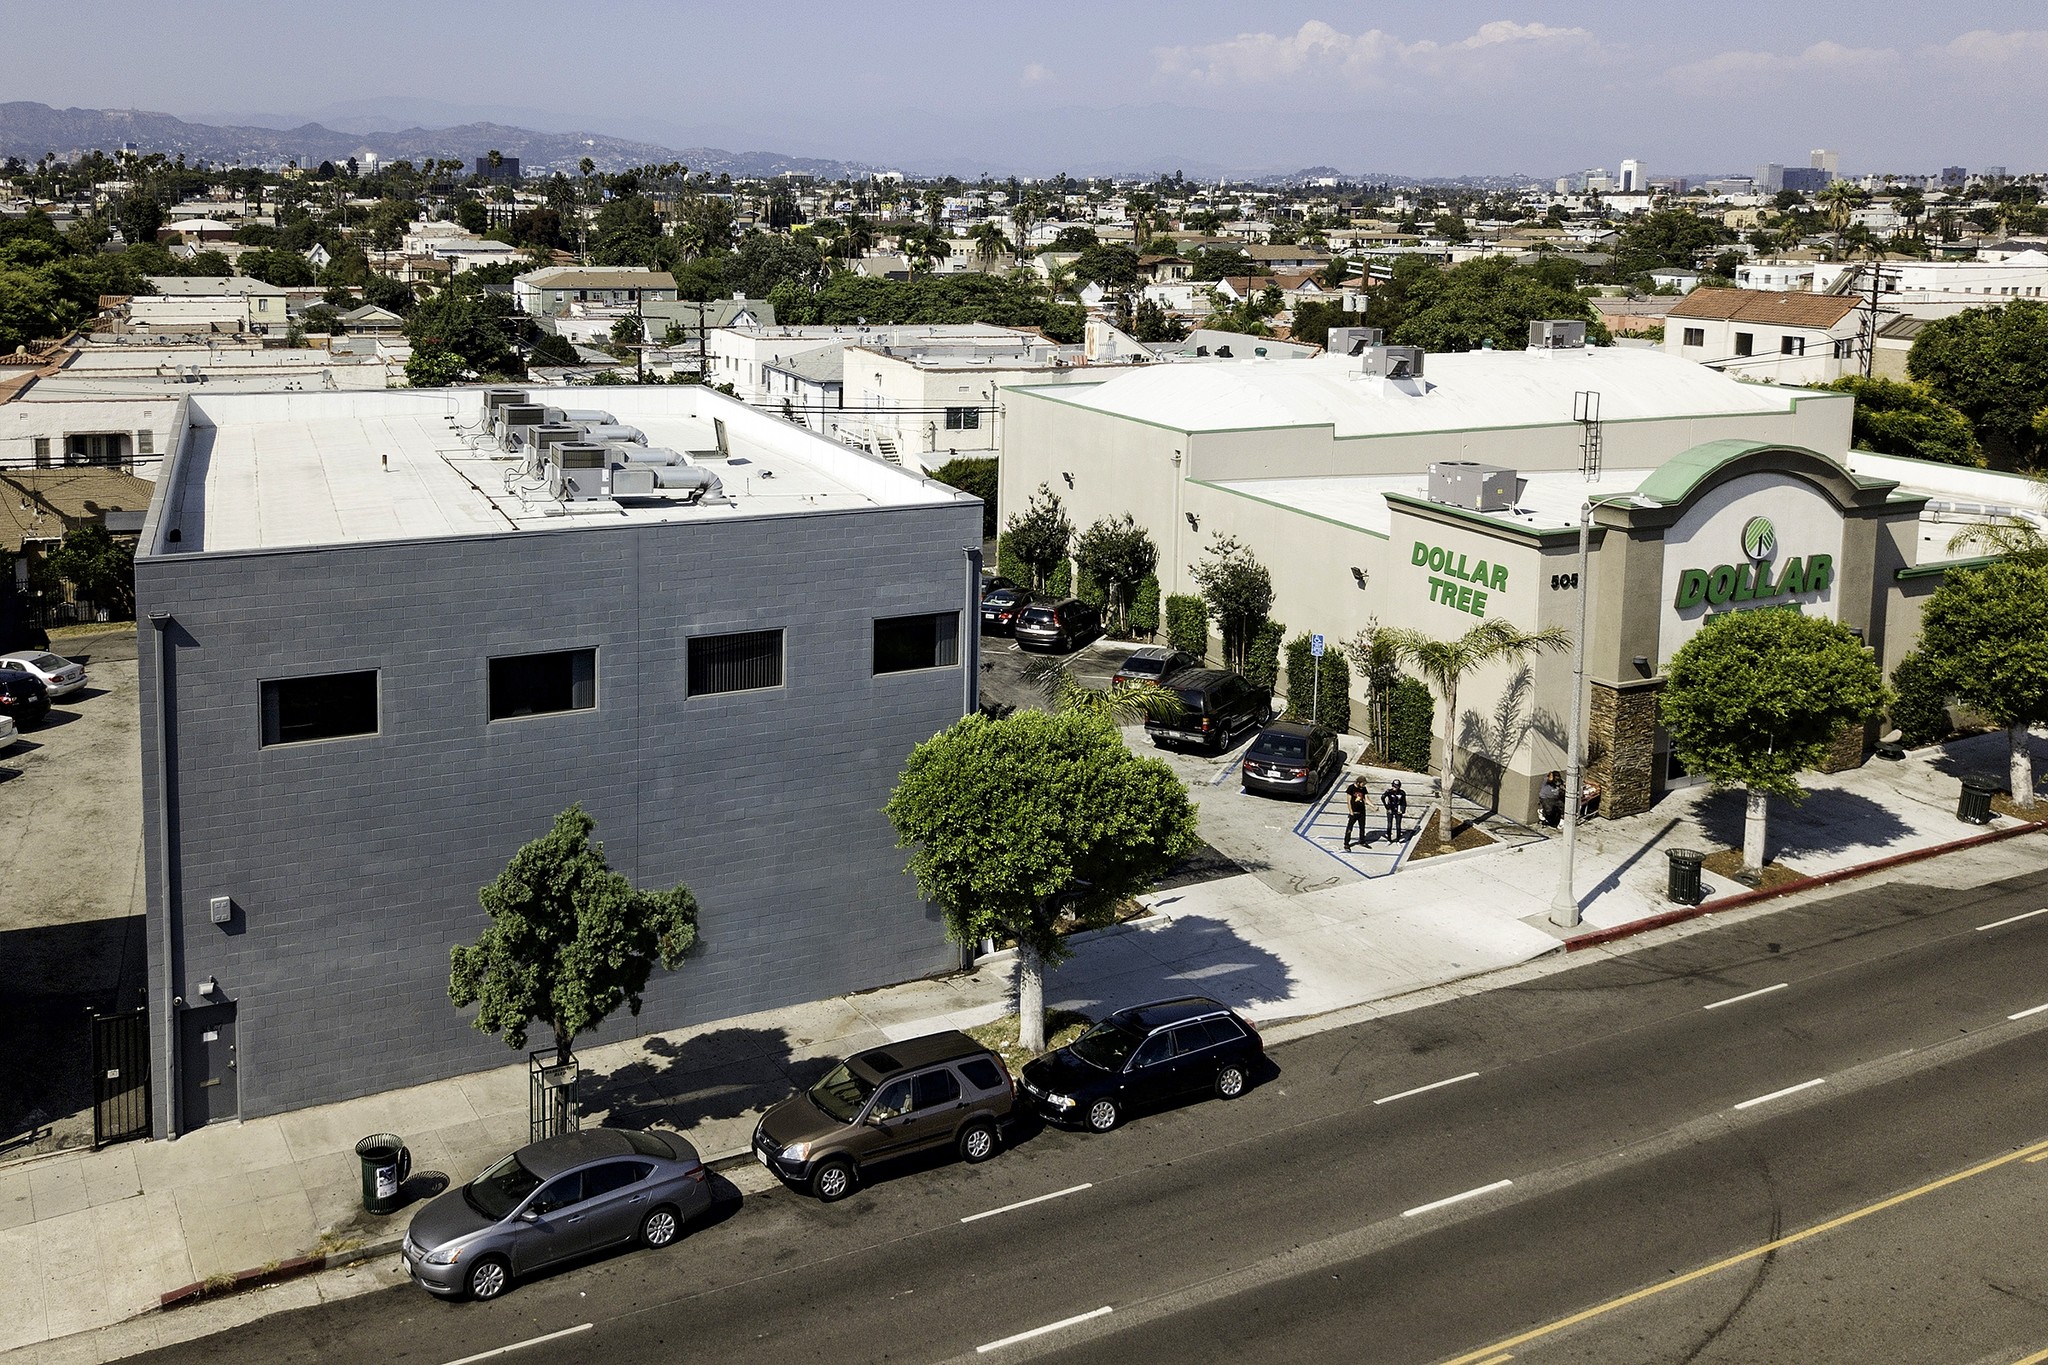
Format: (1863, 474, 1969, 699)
(0, 102, 874, 179)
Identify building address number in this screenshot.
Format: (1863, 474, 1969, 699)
(1549, 572, 1580, 591)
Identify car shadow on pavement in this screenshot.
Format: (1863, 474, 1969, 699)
(1691, 785, 1915, 860)
(583, 1026, 829, 1134)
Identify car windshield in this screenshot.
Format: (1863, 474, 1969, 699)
(1249, 734, 1307, 760)
(1022, 607, 1056, 624)
(464, 1152, 542, 1220)
(1120, 655, 1165, 677)
(1068, 1020, 1144, 1070)
(22, 654, 64, 670)
(807, 1062, 876, 1123)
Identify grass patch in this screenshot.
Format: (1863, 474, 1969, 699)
(966, 1009, 1094, 1073)
(1407, 815, 1497, 861)
(1699, 847, 1806, 891)
(1990, 790, 2047, 821)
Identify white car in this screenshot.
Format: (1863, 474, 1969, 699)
(0, 652, 86, 699)
(0, 714, 16, 749)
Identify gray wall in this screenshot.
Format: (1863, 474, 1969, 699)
(138, 499, 979, 1127)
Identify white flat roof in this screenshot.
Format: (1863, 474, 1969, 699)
(1218, 469, 1660, 537)
(154, 387, 966, 556)
(1021, 346, 1827, 436)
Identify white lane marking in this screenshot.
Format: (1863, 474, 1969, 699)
(1374, 1072, 1481, 1105)
(442, 1324, 594, 1365)
(1733, 1078, 1827, 1110)
(1704, 982, 1789, 1010)
(1402, 1179, 1513, 1218)
(1976, 907, 2048, 932)
(976, 1306, 1114, 1353)
(2009, 1002, 2048, 1021)
(960, 1183, 1093, 1224)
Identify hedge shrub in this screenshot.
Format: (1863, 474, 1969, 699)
(1889, 649, 1954, 746)
(995, 532, 1028, 586)
(1386, 676, 1435, 772)
(1128, 574, 1161, 638)
(1165, 594, 1208, 660)
(1048, 558, 1072, 597)
(1245, 619, 1285, 692)
(1317, 648, 1352, 735)
(929, 456, 999, 539)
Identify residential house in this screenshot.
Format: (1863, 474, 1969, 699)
(1664, 287, 1862, 383)
(513, 266, 679, 317)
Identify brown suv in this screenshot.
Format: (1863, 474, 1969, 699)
(751, 1031, 1017, 1201)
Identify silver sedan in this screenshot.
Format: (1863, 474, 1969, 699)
(402, 1128, 713, 1300)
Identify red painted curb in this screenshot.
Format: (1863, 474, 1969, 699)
(1563, 818, 2048, 951)
(159, 1247, 384, 1311)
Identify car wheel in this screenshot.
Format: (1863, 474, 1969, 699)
(958, 1120, 999, 1164)
(1086, 1097, 1120, 1133)
(1216, 1063, 1248, 1099)
(639, 1204, 682, 1248)
(810, 1157, 856, 1202)
(465, 1255, 510, 1302)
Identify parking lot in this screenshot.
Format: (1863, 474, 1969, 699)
(976, 624, 1440, 899)
(0, 625, 147, 1158)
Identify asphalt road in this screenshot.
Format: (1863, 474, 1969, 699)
(123, 853, 2048, 1365)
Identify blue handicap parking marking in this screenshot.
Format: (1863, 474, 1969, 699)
(1294, 775, 1411, 877)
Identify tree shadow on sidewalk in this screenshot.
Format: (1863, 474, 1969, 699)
(1690, 786, 1914, 861)
(1924, 729, 2048, 785)
(582, 1026, 829, 1133)
(1037, 912, 1299, 1024)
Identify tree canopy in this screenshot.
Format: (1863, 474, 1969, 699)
(1918, 560, 2048, 808)
(449, 805, 699, 1063)
(1190, 532, 1274, 672)
(885, 710, 1197, 1049)
(1004, 484, 1074, 591)
(1372, 256, 1610, 352)
(1906, 298, 2048, 467)
(1817, 376, 1982, 467)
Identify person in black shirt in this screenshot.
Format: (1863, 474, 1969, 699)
(1382, 780, 1409, 840)
(1343, 777, 1370, 850)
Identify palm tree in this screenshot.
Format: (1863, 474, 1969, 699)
(1030, 660, 1184, 726)
(1379, 620, 1572, 842)
(969, 221, 1012, 269)
(1817, 181, 1866, 259)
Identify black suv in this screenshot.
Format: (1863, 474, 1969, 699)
(1014, 598, 1102, 653)
(1145, 669, 1270, 754)
(752, 1031, 1017, 1201)
(0, 668, 50, 730)
(1020, 996, 1265, 1133)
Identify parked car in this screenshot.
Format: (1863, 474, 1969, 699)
(1020, 996, 1264, 1133)
(752, 1030, 1016, 1202)
(979, 571, 1018, 596)
(0, 651, 86, 699)
(0, 715, 16, 750)
(0, 669, 50, 730)
(1111, 646, 1198, 689)
(1241, 722, 1344, 800)
(1144, 669, 1270, 755)
(979, 585, 1035, 635)
(1014, 597, 1102, 652)
(401, 1128, 712, 1301)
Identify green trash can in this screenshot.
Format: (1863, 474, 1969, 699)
(355, 1133, 411, 1215)
(1666, 848, 1706, 905)
(1957, 776, 1998, 825)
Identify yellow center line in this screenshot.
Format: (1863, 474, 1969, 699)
(1437, 1136, 2048, 1365)
(2027, 1151, 2048, 1163)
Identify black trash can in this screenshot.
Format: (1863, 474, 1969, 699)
(355, 1133, 411, 1215)
(1957, 776, 1998, 825)
(1666, 848, 1706, 905)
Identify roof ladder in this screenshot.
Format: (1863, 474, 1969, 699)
(1574, 390, 1603, 480)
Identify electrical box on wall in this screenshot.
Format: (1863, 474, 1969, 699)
(209, 895, 233, 925)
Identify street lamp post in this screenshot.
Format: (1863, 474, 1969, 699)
(1549, 493, 1648, 929)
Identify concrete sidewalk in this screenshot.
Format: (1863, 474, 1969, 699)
(5, 729, 2046, 1362)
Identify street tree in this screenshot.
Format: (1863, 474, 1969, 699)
(1003, 483, 1073, 591)
(1907, 299, 2048, 466)
(1661, 610, 1886, 875)
(1074, 513, 1158, 633)
(1917, 560, 2048, 811)
(46, 524, 134, 617)
(1817, 376, 1982, 467)
(1381, 619, 1571, 842)
(1189, 533, 1274, 673)
(449, 805, 699, 1065)
(885, 710, 1197, 1051)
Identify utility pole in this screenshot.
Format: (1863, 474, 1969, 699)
(1862, 254, 1882, 378)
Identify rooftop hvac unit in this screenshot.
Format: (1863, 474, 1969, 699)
(482, 388, 528, 415)
(557, 409, 616, 424)
(550, 443, 609, 501)
(1362, 345, 1425, 380)
(606, 445, 728, 503)
(1428, 461, 1517, 513)
(1528, 319, 1588, 350)
(579, 423, 647, 445)
(498, 403, 546, 439)
(1328, 326, 1384, 358)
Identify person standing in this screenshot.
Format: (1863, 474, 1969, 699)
(1343, 776, 1370, 851)
(1382, 779, 1409, 841)
(1539, 771, 1564, 828)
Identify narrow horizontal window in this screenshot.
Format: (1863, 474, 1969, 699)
(489, 648, 596, 720)
(261, 671, 378, 746)
(689, 630, 783, 695)
(874, 612, 959, 675)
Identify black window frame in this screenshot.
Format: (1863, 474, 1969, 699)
(944, 406, 982, 431)
(873, 611, 960, 675)
(259, 670, 379, 748)
(1733, 331, 1755, 357)
(1681, 326, 1705, 348)
(688, 629, 784, 696)
(487, 647, 596, 722)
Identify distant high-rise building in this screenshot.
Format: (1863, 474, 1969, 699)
(1809, 148, 1839, 175)
(1584, 168, 1615, 194)
(1756, 163, 1786, 193)
(1618, 159, 1646, 193)
(474, 155, 522, 182)
(1941, 166, 1968, 187)
(1782, 167, 1829, 193)
(1982, 166, 2008, 180)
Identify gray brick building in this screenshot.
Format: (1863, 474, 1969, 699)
(136, 386, 982, 1133)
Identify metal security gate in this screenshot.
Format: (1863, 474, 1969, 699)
(90, 1006, 151, 1149)
(530, 1049, 580, 1144)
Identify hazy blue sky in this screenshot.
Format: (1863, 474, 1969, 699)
(5, 1, 2044, 176)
